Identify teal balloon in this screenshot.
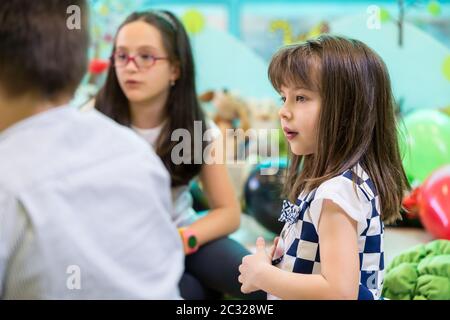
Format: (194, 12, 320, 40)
(398, 110, 450, 185)
(255, 157, 288, 171)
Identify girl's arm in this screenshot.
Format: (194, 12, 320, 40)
(188, 162, 241, 246)
(239, 199, 360, 299)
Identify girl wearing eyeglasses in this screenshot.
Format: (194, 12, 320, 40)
(95, 10, 265, 300)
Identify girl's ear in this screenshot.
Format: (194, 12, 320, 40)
(170, 61, 181, 82)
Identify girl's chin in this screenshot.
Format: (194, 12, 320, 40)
(124, 93, 151, 104)
(289, 144, 314, 156)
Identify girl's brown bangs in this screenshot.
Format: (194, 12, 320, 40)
(268, 45, 321, 93)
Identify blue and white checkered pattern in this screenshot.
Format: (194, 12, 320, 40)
(271, 164, 384, 300)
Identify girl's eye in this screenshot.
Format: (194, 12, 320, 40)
(116, 53, 128, 61)
(280, 96, 286, 103)
(140, 54, 153, 61)
(296, 95, 307, 102)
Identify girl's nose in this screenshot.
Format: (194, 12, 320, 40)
(278, 104, 292, 120)
(124, 59, 139, 73)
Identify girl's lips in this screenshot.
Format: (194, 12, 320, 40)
(283, 127, 299, 140)
(124, 80, 142, 88)
(285, 132, 298, 140)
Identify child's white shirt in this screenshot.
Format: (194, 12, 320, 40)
(0, 106, 183, 299)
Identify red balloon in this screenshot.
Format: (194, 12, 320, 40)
(89, 59, 110, 75)
(403, 187, 420, 217)
(418, 165, 450, 240)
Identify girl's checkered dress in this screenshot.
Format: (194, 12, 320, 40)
(269, 164, 384, 300)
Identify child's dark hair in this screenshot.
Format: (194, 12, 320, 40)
(269, 35, 409, 224)
(0, 0, 89, 100)
(95, 11, 207, 187)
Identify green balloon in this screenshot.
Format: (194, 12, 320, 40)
(427, 1, 442, 17)
(398, 110, 450, 186)
(443, 55, 450, 82)
(380, 8, 391, 23)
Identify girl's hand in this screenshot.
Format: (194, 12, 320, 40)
(269, 236, 280, 259)
(238, 237, 272, 294)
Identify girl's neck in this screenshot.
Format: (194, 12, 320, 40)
(130, 91, 168, 129)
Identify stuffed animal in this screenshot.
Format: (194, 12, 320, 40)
(199, 89, 250, 134)
(199, 89, 251, 162)
(246, 97, 279, 130)
(383, 240, 450, 300)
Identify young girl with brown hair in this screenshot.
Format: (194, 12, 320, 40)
(238, 35, 409, 300)
(95, 10, 264, 300)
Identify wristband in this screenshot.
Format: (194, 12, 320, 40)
(178, 227, 199, 254)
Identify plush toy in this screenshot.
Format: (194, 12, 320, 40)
(199, 89, 251, 162)
(199, 89, 250, 134)
(198, 91, 283, 200)
(246, 97, 286, 158)
(199, 90, 255, 200)
(246, 97, 279, 130)
(382, 240, 450, 300)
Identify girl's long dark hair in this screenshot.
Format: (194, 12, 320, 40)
(269, 35, 410, 224)
(95, 11, 207, 187)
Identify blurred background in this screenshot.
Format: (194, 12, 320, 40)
(73, 0, 450, 299)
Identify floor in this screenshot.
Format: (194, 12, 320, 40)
(231, 213, 434, 266)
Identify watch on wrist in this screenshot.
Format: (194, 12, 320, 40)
(178, 227, 199, 254)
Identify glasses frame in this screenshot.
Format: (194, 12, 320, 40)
(111, 52, 169, 70)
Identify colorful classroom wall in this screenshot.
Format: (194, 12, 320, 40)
(79, 0, 450, 115)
